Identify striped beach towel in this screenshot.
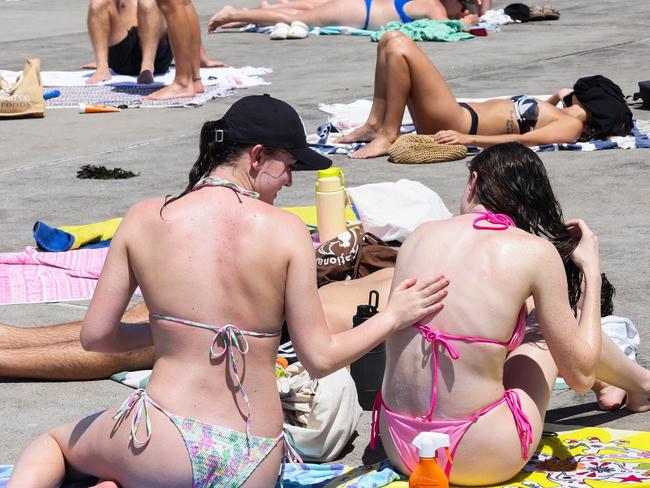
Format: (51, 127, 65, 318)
(0, 247, 108, 305)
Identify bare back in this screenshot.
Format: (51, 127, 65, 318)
(383, 213, 543, 418)
(122, 187, 295, 437)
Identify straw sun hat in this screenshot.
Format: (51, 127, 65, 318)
(388, 133, 468, 164)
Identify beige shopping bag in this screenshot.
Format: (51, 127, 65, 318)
(0, 59, 45, 118)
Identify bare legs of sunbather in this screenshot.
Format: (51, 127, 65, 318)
(0, 303, 153, 380)
(260, 0, 329, 9)
(209, 0, 368, 32)
(85, 0, 138, 84)
(336, 30, 471, 158)
(147, 0, 201, 99)
(136, 0, 167, 84)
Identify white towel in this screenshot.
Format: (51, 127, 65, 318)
(601, 315, 640, 361)
(319, 99, 413, 131)
(479, 9, 514, 26)
(0, 66, 271, 88)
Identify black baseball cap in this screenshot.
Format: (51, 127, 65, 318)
(217, 94, 332, 171)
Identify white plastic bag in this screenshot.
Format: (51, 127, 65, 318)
(347, 179, 452, 242)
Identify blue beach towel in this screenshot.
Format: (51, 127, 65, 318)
(0, 462, 403, 488)
(277, 461, 403, 487)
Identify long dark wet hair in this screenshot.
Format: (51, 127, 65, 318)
(160, 119, 253, 215)
(468, 142, 582, 309)
(600, 273, 615, 317)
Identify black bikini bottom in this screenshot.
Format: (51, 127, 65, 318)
(458, 102, 479, 135)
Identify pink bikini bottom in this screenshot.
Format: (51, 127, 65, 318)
(371, 389, 534, 477)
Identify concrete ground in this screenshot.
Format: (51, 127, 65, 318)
(1, 0, 649, 475)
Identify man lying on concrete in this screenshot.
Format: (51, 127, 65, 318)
(83, 0, 223, 85)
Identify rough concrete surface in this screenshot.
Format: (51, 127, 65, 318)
(0, 0, 648, 477)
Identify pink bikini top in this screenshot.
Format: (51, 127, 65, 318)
(413, 210, 526, 420)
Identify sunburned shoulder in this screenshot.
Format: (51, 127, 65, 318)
(124, 197, 167, 219)
(245, 203, 311, 238)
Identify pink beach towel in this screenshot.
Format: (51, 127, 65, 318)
(0, 247, 108, 305)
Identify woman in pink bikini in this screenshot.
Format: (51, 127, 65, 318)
(370, 142, 650, 484)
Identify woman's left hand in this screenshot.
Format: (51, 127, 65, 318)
(433, 130, 472, 146)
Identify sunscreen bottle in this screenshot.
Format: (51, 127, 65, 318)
(79, 103, 121, 113)
(316, 167, 347, 242)
(409, 432, 451, 488)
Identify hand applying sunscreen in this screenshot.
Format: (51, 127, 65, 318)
(409, 432, 451, 488)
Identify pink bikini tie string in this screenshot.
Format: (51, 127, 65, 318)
(370, 392, 383, 449)
(415, 325, 461, 419)
(472, 211, 516, 231)
(504, 389, 534, 460)
(112, 388, 153, 446)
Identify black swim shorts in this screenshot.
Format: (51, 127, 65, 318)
(108, 26, 173, 76)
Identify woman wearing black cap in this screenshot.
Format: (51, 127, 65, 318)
(337, 32, 633, 158)
(8, 95, 449, 487)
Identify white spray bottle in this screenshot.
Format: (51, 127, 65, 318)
(409, 432, 451, 488)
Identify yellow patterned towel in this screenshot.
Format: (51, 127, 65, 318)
(384, 427, 650, 487)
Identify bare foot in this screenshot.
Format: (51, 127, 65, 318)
(145, 82, 195, 100)
(625, 378, 650, 413)
(200, 58, 226, 68)
(209, 5, 237, 32)
(137, 69, 155, 84)
(86, 69, 112, 84)
(335, 123, 378, 144)
(625, 390, 650, 413)
(81, 61, 97, 70)
(260, 0, 271, 7)
(348, 134, 395, 159)
(592, 380, 626, 411)
(460, 14, 480, 26)
(193, 77, 205, 94)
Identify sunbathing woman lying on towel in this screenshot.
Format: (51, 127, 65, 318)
(208, 0, 481, 33)
(364, 143, 650, 484)
(336, 31, 633, 158)
(7, 95, 448, 488)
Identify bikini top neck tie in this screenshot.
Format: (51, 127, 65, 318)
(472, 210, 516, 231)
(193, 176, 260, 201)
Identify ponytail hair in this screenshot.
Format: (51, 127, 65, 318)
(160, 119, 252, 215)
(468, 143, 582, 309)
